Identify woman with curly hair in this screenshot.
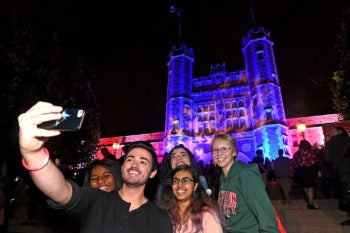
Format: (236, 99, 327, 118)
(83, 158, 123, 192)
(158, 164, 223, 233)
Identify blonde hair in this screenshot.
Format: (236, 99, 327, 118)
(211, 134, 238, 155)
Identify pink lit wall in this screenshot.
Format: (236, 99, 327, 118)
(98, 132, 166, 163)
(286, 114, 341, 155)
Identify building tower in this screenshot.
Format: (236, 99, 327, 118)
(242, 26, 289, 159)
(164, 44, 194, 151)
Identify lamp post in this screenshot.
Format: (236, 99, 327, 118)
(112, 142, 120, 156)
(297, 123, 307, 139)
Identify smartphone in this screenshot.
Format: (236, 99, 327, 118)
(38, 109, 85, 131)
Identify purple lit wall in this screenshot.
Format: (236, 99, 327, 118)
(162, 26, 288, 163)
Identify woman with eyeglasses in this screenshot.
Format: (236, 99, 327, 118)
(211, 134, 280, 233)
(158, 164, 223, 233)
(156, 144, 212, 201)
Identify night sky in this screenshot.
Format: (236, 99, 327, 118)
(1, 0, 346, 137)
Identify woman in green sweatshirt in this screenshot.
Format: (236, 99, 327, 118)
(211, 134, 279, 233)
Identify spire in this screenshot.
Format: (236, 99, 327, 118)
(249, 0, 256, 27)
(170, 5, 182, 43)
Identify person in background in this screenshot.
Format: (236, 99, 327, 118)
(206, 160, 222, 200)
(292, 139, 319, 209)
(53, 156, 73, 179)
(157, 164, 223, 233)
(264, 157, 275, 182)
(324, 126, 350, 197)
(211, 134, 279, 233)
(337, 144, 350, 225)
(100, 147, 118, 161)
(274, 149, 293, 203)
(315, 145, 336, 198)
(17, 101, 172, 233)
(157, 144, 212, 201)
(250, 149, 267, 185)
(83, 158, 123, 192)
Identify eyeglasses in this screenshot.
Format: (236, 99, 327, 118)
(172, 177, 194, 185)
(212, 146, 231, 155)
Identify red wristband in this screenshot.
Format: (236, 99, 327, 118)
(22, 148, 50, 171)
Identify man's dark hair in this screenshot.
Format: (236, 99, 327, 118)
(124, 141, 159, 171)
(256, 149, 263, 156)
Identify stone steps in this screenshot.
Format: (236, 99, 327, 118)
(272, 199, 349, 233)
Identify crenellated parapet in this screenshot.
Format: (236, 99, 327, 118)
(192, 69, 247, 92)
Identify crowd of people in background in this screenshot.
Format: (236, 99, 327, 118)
(1, 101, 349, 233)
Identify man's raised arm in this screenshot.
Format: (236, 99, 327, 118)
(18, 101, 72, 204)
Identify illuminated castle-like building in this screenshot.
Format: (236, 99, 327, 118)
(99, 26, 340, 163)
(164, 26, 287, 162)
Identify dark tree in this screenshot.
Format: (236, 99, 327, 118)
(0, 11, 100, 178)
(331, 2, 350, 120)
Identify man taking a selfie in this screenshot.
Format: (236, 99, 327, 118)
(18, 101, 172, 233)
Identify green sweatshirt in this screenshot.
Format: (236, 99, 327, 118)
(218, 161, 279, 233)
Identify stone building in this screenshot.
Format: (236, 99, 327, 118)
(98, 26, 340, 164)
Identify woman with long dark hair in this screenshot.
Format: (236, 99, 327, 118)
(158, 165, 223, 233)
(83, 158, 123, 192)
(157, 144, 211, 201)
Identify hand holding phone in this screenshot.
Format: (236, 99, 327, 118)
(38, 109, 85, 131)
